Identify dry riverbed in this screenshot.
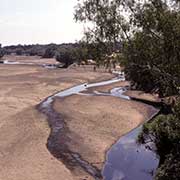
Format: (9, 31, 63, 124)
(53, 95, 156, 178)
(0, 56, 158, 180)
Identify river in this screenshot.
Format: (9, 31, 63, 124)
(37, 74, 159, 180)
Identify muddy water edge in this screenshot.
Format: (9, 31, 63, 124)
(37, 76, 160, 180)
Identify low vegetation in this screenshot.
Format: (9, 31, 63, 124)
(3, 43, 83, 57)
(3, 43, 98, 67)
(138, 99, 180, 179)
(0, 44, 5, 59)
(4, 44, 46, 56)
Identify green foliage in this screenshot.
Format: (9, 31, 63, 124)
(138, 101, 180, 179)
(15, 49, 23, 55)
(0, 44, 5, 59)
(3, 43, 98, 66)
(55, 48, 77, 68)
(4, 44, 46, 56)
(42, 44, 58, 58)
(75, 1, 180, 179)
(54, 43, 92, 68)
(75, 0, 180, 97)
(155, 152, 180, 180)
(69, 42, 89, 64)
(74, 0, 127, 66)
(3, 43, 80, 57)
(74, 0, 129, 44)
(124, 1, 180, 97)
(139, 113, 180, 159)
(53, 41, 109, 67)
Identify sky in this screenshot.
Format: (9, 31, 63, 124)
(0, 0, 84, 46)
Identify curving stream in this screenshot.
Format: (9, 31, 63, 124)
(102, 113, 159, 180)
(37, 74, 159, 180)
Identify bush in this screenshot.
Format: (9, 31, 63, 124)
(155, 152, 180, 180)
(0, 44, 5, 59)
(138, 101, 180, 179)
(16, 49, 23, 55)
(55, 49, 76, 68)
(123, 2, 180, 97)
(42, 45, 58, 58)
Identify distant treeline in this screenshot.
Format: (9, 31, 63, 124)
(0, 44, 5, 59)
(3, 43, 80, 57)
(1, 42, 122, 68)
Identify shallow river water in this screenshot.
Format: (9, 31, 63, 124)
(38, 74, 159, 180)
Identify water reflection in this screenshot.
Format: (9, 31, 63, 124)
(103, 126, 159, 180)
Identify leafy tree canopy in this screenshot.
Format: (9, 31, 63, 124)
(75, 1, 180, 179)
(75, 0, 180, 97)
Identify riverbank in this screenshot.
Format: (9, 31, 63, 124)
(51, 82, 158, 179)
(53, 94, 157, 176)
(0, 60, 158, 180)
(0, 63, 113, 180)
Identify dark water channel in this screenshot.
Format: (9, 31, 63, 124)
(102, 118, 159, 180)
(37, 74, 159, 180)
(1, 59, 160, 179)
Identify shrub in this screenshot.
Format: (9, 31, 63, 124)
(42, 45, 58, 58)
(0, 44, 5, 59)
(55, 49, 76, 68)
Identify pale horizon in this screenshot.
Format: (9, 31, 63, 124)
(0, 0, 84, 46)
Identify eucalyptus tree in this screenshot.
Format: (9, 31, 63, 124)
(75, 0, 180, 97)
(75, 1, 180, 179)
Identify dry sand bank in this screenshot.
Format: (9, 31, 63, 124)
(124, 90, 160, 102)
(53, 92, 157, 179)
(3, 55, 58, 65)
(0, 63, 112, 180)
(0, 59, 158, 180)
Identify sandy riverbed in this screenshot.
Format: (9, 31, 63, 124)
(0, 56, 158, 180)
(0, 59, 112, 180)
(53, 92, 157, 179)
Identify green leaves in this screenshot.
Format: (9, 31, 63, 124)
(0, 44, 5, 59)
(74, 1, 180, 179)
(74, 0, 129, 44)
(139, 102, 180, 179)
(124, 0, 180, 97)
(74, 0, 180, 96)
